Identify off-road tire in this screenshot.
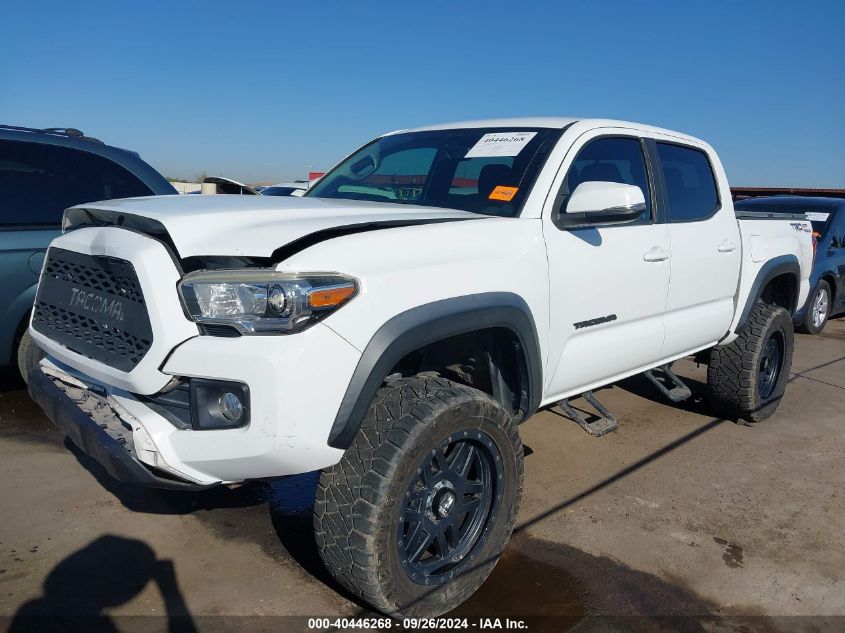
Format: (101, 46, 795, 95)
(707, 303, 793, 422)
(16, 330, 44, 385)
(314, 376, 523, 617)
(797, 280, 831, 335)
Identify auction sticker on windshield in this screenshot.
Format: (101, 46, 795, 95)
(805, 212, 830, 222)
(489, 185, 519, 201)
(465, 132, 537, 158)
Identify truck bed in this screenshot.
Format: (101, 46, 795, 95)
(735, 210, 807, 221)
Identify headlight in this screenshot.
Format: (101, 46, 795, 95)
(178, 270, 358, 335)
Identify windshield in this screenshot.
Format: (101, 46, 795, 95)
(306, 127, 562, 216)
(735, 200, 837, 236)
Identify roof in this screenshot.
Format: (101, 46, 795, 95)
(392, 117, 706, 145)
(0, 124, 103, 143)
(400, 117, 580, 133)
(0, 124, 176, 196)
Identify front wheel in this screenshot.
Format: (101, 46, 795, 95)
(798, 280, 831, 334)
(314, 376, 523, 617)
(16, 330, 44, 385)
(707, 303, 794, 422)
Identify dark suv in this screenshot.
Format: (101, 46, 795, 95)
(735, 196, 845, 334)
(0, 125, 176, 381)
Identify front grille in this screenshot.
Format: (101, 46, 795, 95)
(32, 248, 154, 371)
(42, 253, 146, 303)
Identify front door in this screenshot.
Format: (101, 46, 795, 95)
(543, 132, 670, 400)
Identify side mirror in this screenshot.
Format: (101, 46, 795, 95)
(558, 181, 646, 228)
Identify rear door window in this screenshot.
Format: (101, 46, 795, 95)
(0, 139, 154, 228)
(656, 143, 720, 222)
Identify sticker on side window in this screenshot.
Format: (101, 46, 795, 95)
(489, 185, 518, 201)
(465, 132, 537, 158)
(805, 212, 830, 222)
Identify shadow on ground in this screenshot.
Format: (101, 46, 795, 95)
(0, 370, 24, 394)
(8, 535, 198, 633)
(65, 442, 368, 610)
(615, 371, 712, 416)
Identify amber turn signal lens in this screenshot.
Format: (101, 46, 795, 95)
(308, 285, 356, 308)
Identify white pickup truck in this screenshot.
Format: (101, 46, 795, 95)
(28, 118, 812, 617)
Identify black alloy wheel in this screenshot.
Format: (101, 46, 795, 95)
(398, 431, 502, 585)
(315, 375, 523, 617)
(756, 330, 784, 401)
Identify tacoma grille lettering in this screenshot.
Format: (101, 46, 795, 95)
(70, 287, 126, 323)
(32, 247, 153, 371)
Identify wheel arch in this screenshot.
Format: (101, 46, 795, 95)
(327, 292, 543, 449)
(735, 255, 800, 333)
(819, 272, 838, 307)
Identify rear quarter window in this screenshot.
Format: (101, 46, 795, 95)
(657, 143, 720, 222)
(0, 139, 154, 228)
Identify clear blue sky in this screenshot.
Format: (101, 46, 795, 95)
(2, 0, 843, 186)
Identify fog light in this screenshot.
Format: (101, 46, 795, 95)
(219, 392, 244, 421)
(189, 379, 250, 430)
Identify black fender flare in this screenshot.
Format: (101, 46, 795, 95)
(735, 255, 800, 332)
(327, 292, 543, 449)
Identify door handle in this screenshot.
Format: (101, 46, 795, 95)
(643, 246, 670, 262)
(718, 240, 737, 253)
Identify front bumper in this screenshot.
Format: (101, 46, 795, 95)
(28, 225, 364, 488)
(31, 319, 361, 488)
(29, 365, 212, 490)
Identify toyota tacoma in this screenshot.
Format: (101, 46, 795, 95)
(27, 118, 813, 616)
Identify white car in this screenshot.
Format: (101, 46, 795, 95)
(260, 181, 309, 196)
(28, 118, 812, 617)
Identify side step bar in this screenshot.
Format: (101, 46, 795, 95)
(556, 364, 693, 437)
(643, 364, 692, 403)
(556, 391, 619, 437)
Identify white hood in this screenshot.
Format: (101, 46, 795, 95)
(69, 194, 480, 259)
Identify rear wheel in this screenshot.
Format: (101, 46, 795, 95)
(798, 280, 831, 334)
(314, 375, 523, 617)
(707, 303, 793, 422)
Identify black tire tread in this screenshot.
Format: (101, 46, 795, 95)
(707, 303, 793, 422)
(314, 375, 522, 616)
(16, 330, 44, 385)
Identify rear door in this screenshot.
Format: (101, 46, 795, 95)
(542, 131, 671, 398)
(653, 141, 741, 357)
